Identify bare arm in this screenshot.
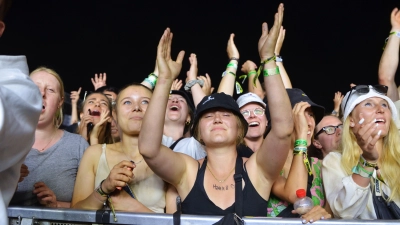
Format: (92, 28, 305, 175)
(71, 145, 108, 209)
(242, 60, 264, 99)
(139, 28, 191, 187)
(70, 87, 81, 125)
(275, 27, 292, 88)
(217, 34, 239, 96)
(248, 3, 294, 192)
(185, 54, 205, 107)
(272, 102, 311, 203)
(378, 7, 400, 102)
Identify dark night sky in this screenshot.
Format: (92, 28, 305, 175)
(1, 0, 400, 113)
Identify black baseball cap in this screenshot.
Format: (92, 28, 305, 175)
(192, 92, 248, 137)
(170, 90, 195, 113)
(286, 88, 325, 124)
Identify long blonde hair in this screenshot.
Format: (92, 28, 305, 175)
(340, 116, 400, 201)
(30, 67, 65, 128)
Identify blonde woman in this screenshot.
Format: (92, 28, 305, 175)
(10, 67, 89, 208)
(323, 84, 400, 219)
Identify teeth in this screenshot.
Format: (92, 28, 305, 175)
(249, 122, 260, 126)
(307, 131, 311, 135)
(170, 106, 179, 109)
(376, 119, 384, 122)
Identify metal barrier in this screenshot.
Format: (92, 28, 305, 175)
(8, 206, 400, 225)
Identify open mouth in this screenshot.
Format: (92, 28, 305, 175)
(91, 110, 101, 116)
(170, 106, 179, 111)
(248, 122, 260, 127)
(375, 118, 385, 124)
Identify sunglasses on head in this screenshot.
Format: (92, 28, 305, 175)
(342, 85, 388, 113)
(315, 124, 343, 137)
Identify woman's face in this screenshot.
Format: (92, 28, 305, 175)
(240, 103, 267, 140)
(30, 71, 63, 127)
(165, 94, 190, 125)
(116, 85, 152, 135)
(81, 93, 110, 125)
(199, 109, 238, 147)
(350, 97, 392, 137)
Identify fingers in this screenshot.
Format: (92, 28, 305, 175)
(300, 205, 332, 224)
(176, 50, 185, 64)
(102, 73, 107, 82)
(261, 22, 269, 38)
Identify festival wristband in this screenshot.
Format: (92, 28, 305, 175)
(263, 66, 280, 77)
(253, 55, 276, 87)
(294, 139, 308, 147)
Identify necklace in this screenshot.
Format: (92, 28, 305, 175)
(207, 164, 235, 183)
(120, 145, 143, 165)
(37, 132, 57, 152)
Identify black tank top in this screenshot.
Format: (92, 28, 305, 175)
(181, 157, 269, 216)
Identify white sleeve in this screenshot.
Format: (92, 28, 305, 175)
(173, 137, 207, 160)
(322, 152, 376, 219)
(0, 56, 42, 224)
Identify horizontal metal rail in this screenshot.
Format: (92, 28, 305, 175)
(8, 206, 400, 225)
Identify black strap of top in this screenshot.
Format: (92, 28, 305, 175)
(169, 137, 185, 150)
(234, 155, 244, 218)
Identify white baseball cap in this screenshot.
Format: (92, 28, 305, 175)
(236, 92, 266, 108)
(341, 85, 398, 122)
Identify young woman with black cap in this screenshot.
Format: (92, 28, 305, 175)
(139, 3, 293, 217)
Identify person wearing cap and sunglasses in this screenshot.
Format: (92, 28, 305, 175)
(139, 3, 293, 218)
(323, 84, 400, 219)
(308, 115, 343, 160)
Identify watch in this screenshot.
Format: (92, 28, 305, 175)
(331, 110, 338, 115)
(276, 55, 283, 62)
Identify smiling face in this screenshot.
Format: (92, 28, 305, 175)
(165, 94, 190, 125)
(198, 109, 239, 148)
(349, 97, 392, 137)
(116, 85, 152, 136)
(240, 103, 267, 140)
(313, 115, 342, 156)
(81, 93, 111, 125)
(30, 70, 64, 128)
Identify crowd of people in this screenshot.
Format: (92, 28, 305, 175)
(3, 1, 400, 224)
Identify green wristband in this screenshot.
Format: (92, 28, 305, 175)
(294, 139, 308, 147)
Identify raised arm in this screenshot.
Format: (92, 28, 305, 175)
(217, 34, 240, 95)
(185, 54, 205, 107)
(275, 26, 292, 88)
(91, 73, 107, 91)
(139, 28, 191, 187)
(378, 7, 400, 102)
(242, 60, 264, 99)
(69, 87, 81, 124)
(332, 91, 343, 117)
(249, 3, 293, 183)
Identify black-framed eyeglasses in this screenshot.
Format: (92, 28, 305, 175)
(240, 108, 265, 118)
(342, 85, 388, 113)
(315, 124, 343, 137)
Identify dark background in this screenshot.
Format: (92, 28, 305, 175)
(2, 0, 400, 113)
